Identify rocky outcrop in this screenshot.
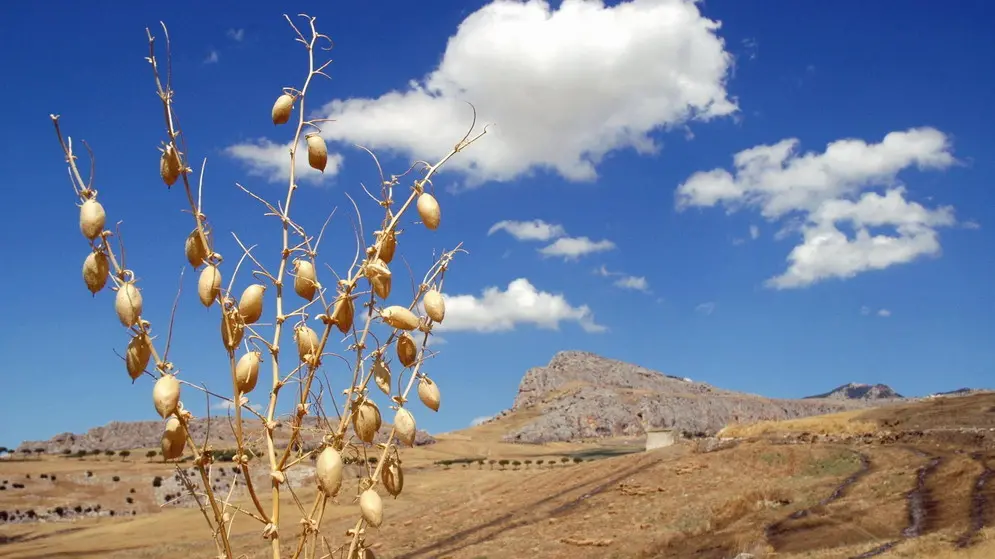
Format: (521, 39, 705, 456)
(805, 382, 904, 401)
(499, 351, 885, 444)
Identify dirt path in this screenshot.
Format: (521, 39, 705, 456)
(955, 452, 994, 548)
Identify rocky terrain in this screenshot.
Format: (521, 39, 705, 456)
(805, 382, 905, 400)
(489, 351, 901, 444)
(15, 416, 436, 454)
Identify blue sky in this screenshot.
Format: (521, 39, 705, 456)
(1, 0, 993, 447)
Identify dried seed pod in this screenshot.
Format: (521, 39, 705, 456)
(416, 192, 441, 231)
(185, 229, 209, 269)
(423, 289, 445, 323)
(160, 416, 187, 460)
(115, 281, 143, 327)
(82, 250, 109, 295)
(238, 284, 266, 324)
(293, 259, 317, 301)
(234, 351, 262, 394)
(381, 460, 403, 498)
(125, 333, 152, 381)
(365, 258, 392, 300)
(80, 198, 106, 241)
(373, 359, 391, 396)
(271, 93, 294, 125)
(153, 374, 181, 418)
(221, 308, 245, 351)
(418, 377, 441, 412)
(375, 230, 397, 264)
(160, 144, 181, 187)
(396, 333, 417, 368)
(331, 294, 354, 334)
(306, 134, 328, 172)
(380, 305, 419, 331)
(295, 324, 321, 364)
(359, 488, 383, 528)
(315, 447, 344, 496)
(353, 399, 382, 444)
(197, 265, 222, 307)
(394, 407, 417, 446)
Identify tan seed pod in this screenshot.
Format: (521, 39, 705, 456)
(293, 259, 317, 301)
(115, 282, 143, 327)
(160, 144, 181, 187)
(153, 374, 181, 418)
(185, 229, 209, 269)
(271, 93, 295, 125)
(305, 134, 328, 172)
(396, 332, 417, 368)
(381, 460, 404, 498)
(234, 351, 262, 394)
(82, 250, 109, 295)
(418, 377, 441, 412)
(315, 447, 344, 496)
(373, 359, 391, 396)
(376, 230, 397, 264)
(125, 333, 152, 381)
(423, 289, 445, 323)
(238, 284, 266, 324)
(331, 294, 354, 334)
(365, 258, 392, 300)
(221, 309, 245, 351)
(380, 305, 419, 331)
(197, 265, 222, 308)
(416, 192, 441, 231)
(160, 416, 187, 461)
(393, 407, 417, 446)
(79, 198, 106, 241)
(359, 488, 384, 527)
(352, 399, 382, 444)
(295, 324, 321, 364)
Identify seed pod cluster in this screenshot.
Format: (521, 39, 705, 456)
(160, 416, 187, 460)
(365, 258, 392, 300)
(417, 192, 441, 231)
(359, 488, 383, 528)
(197, 265, 222, 308)
(271, 93, 295, 125)
(353, 398, 382, 444)
(160, 144, 181, 187)
(153, 374, 181, 418)
(396, 333, 417, 368)
(295, 324, 321, 366)
(380, 306, 419, 331)
(115, 281, 144, 327)
(306, 134, 328, 172)
(238, 284, 266, 324)
(125, 333, 152, 381)
(82, 250, 109, 295)
(423, 289, 445, 323)
(394, 407, 417, 446)
(315, 447, 344, 496)
(80, 198, 106, 241)
(418, 377, 441, 412)
(294, 259, 317, 301)
(234, 351, 262, 394)
(185, 229, 209, 269)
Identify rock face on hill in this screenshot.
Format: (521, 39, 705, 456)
(16, 416, 435, 454)
(805, 382, 904, 401)
(496, 351, 886, 444)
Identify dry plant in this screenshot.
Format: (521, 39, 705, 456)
(50, 13, 487, 559)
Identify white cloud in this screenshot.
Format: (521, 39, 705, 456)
(614, 275, 650, 292)
(676, 128, 962, 288)
(470, 415, 494, 426)
(749, 225, 760, 239)
(224, 138, 344, 185)
(227, 28, 245, 42)
(538, 236, 615, 260)
(437, 278, 606, 333)
(488, 219, 565, 241)
(860, 305, 871, 316)
(695, 301, 716, 315)
(877, 309, 891, 317)
(204, 50, 219, 64)
(313, 0, 737, 186)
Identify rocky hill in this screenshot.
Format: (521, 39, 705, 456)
(804, 382, 905, 400)
(487, 351, 894, 444)
(15, 415, 435, 454)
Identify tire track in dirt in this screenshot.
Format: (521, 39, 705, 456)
(847, 448, 943, 559)
(955, 452, 993, 549)
(764, 450, 872, 546)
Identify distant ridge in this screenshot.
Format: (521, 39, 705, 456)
(804, 382, 904, 401)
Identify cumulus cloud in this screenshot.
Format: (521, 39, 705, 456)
(749, 225, 760, 240)
(312, 0, 736, 186)
(861, 306, 891, 318)
(488, 219, 565, 241)
(437, 278, 606, 333)
(613, 275, 650, 292)
(695, 301, 716, 315)
(676, 128, 961, 288)
(538, 236, 615, 260)
(877, 309, 892, 317)
(227, 28, 245, 42)
(224, 138, 344, 185)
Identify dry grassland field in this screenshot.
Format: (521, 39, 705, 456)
(3, 393, 995, 559)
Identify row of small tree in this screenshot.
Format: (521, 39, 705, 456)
(436, 457, 587, 470)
